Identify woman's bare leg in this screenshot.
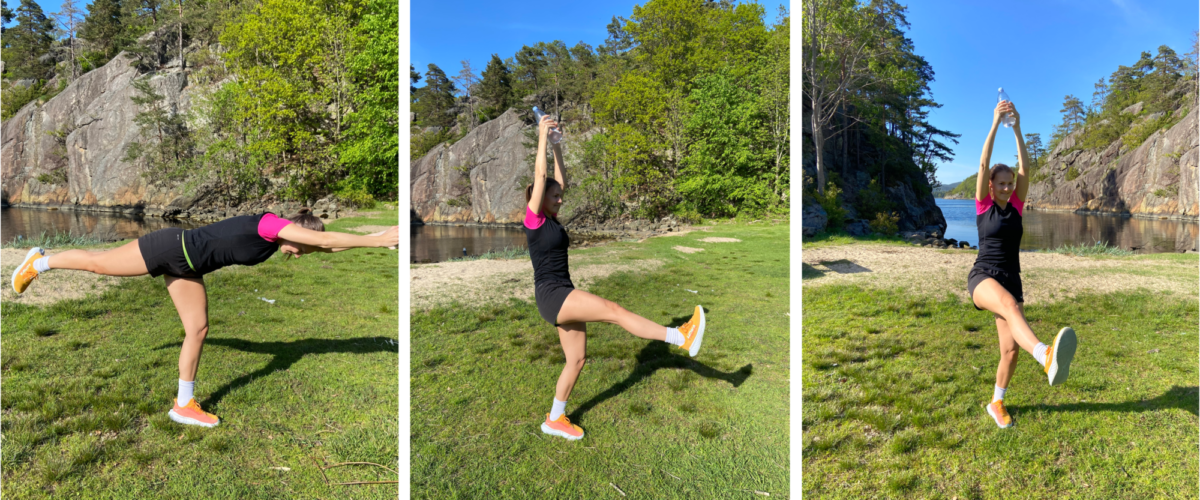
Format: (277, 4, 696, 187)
(555, 322, 587, 402)
(556, 290, 667, 341)
(47, 240, 149, 277)
(973, 278, 1041, 355)
(165, 276, 209, 382)
(994, 304, 1023, 389)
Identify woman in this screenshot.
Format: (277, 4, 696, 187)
(526, 115, 705, 441)
(969, 99, 1077, 429)
(11, 209, 400, 427)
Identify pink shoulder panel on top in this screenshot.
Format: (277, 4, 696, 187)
(975, 195, 993, 215)
(524, 206, 546, 230)
(258, 213, 293, 242)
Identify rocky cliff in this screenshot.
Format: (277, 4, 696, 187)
(410, 109, 532, 224)
(1, 49, 196, 214)
(1025, 101, 1198, 220)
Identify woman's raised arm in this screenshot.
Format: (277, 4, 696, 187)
(277, 224, 399, 250)
(978, 101, 1012, 202)
(527, 116, 558, 214)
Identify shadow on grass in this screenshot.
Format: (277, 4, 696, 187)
(155, 336, 398, 410)
(801, 263, 826, 279)
(568, 341, 753, 425)
(1008, 385, 1199, 417)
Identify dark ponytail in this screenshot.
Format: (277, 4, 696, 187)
(286, 208, 325, 231)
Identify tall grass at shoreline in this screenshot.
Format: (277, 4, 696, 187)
(3, 232, 112, 249)
(1048, 240, 1136, 257)
(446, 246, 529, 262)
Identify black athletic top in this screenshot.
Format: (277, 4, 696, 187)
(183, 214, 285, 275)
(973, 195, 1024, 273)
(523, 207, 572, 286)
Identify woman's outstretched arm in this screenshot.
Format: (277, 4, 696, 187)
(977, 100, 1012, 202)
(1010, 104, 1030, 201)
(277, 224, 399, 250)
(528, 116, 557, 214)
(551, 141, 567, 191)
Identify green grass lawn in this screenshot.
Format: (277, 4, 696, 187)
(803, 281, 1198, 499)
(411, 221, 790, 498)
(1, 211, 401, 499)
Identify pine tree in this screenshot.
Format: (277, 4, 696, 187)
(477, 54, 513, 121)
(410, 63, 421, 95)
(2, 0, 57, 80)
(412, 64, 457, 128)
(451, 59, 480, 129)
(52, 0, 86, 82)
(80, 0, 126, 59)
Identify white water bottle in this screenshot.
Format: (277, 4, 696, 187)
(532, 106, 563, 144)
(997, 88, 1015, 128)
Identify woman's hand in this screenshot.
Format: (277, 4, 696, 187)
(993, 100, 1014, 126)
(376, 226, 400, 249)
(538, 115, 559, 140)
(1008, 103, 1021, 129)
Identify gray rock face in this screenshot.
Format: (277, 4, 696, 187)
(802, 201, 827, 237)
(2, 51, 195, 211)
(1026, 103, 1198, 219)
(410, 109, 532, 223)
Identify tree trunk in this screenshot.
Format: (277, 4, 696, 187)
(812, 111, 826, 195)
(841, 106, 848, 179)
(178, 1, 184, 71)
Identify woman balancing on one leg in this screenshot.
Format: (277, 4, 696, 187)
(526, 114, 705, 441)
(11, 210, 400, 427)
(970, 99, 1077, 429)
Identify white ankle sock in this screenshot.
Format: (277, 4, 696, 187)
(549, 398, 567, 421)
(993, 385, 1007, 402)
(1032, 342, 1049, 365)
(178, 379, 195, 405)
(665, 328, 684, 346)
(33, 256, 51, 273)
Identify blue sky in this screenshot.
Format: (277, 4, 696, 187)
(3, 0, 66, 28)
(409, 0, 790, 91)
(900, 0, 1198, 186)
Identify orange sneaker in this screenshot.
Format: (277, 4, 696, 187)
(541, 413, 584, 441)
(1044, 327, 1077, 386)
(169, 398, 220, 427)
(11, 247, 44, 294)
(678, 305, 706, 357)
(986, 399, 1013, 428)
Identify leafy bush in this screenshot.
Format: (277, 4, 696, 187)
(855, 179, 893, 218)
(1121, 113, 1180, 149)
(1153, 185, 1180, 198)
(813, 182, 847, 231)
(1066, 166, 1081, 181)
(868, 211, 900, 236)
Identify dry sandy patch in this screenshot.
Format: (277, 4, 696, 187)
(673, 246, 704, 254)
(410, 257, 664, 310)
(698, 237, 741, 243)
(802, 243, 1196, 305)
(346, 225, 394, 234)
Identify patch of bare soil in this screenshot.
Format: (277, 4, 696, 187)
(410, 257, 664, 310)
(654, 225, 712, 237)
(802, 244, 1196, 305)
(1, 248, 120, 307)
(698, 237, 741, 243)
(673, 246, 705, 254)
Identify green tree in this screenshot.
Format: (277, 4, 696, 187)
(336, 0, 399, 204)
(677, 68, 772, 217)
(124, 76, 194, 179)
(412, 63, 457, 128)
(1055, 94, 1086, 136)
(79, 0, 126, 59)
(2, 0, 57, 80)
(1023, 132, 1044, 168)
(476, 54, 513, 121)
(756, 5, 789, 201)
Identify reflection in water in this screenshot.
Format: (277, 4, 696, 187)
(411, 224, 527, 263)
(937, 199, 1198, 253)
(1, 207, 200, 245)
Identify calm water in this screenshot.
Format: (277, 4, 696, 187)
(1, 207, 199, 245)
(411, 224, 527, 263)
(937, 198, 1199, 253)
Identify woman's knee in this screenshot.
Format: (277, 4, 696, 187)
(565, 352, 586, 370)
(1000, 344, 1018, 360)
(186, 324, 210, 340)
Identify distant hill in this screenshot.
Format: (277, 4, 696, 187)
(943, 174, 977, 199)
(932, 180, 960, 197)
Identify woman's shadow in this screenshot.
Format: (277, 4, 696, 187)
(155, 336, 397, 410)
(1007, 385, 1199, 417)
(568, 332, 753, 425)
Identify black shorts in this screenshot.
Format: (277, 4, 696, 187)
(967, 266, 1023, 311)
(138, 228, 201, 279)
(535, 281, 575, 326)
